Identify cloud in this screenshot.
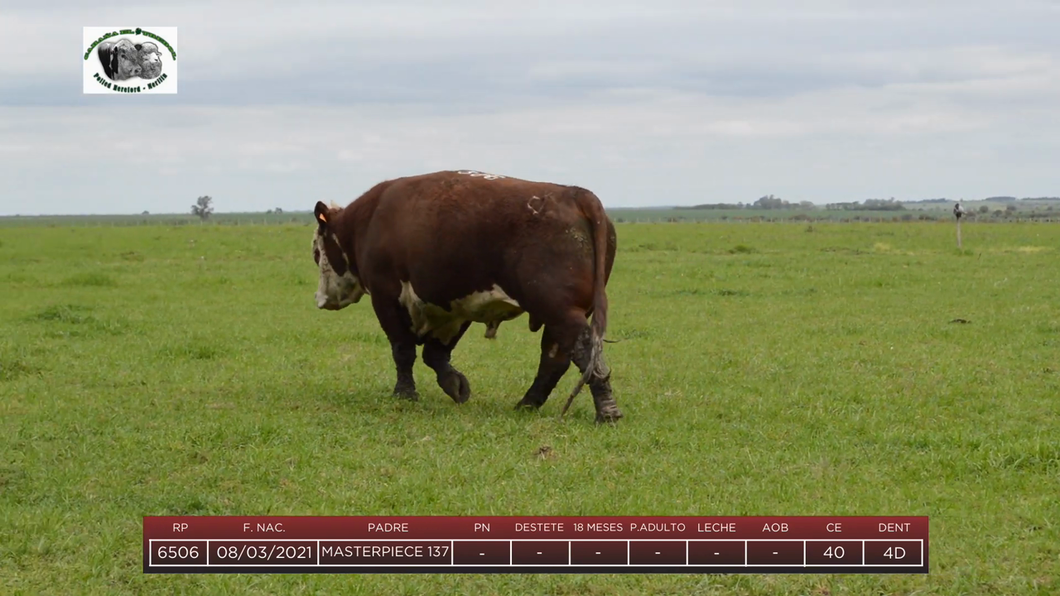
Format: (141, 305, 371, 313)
(1, 1, 1059, 214)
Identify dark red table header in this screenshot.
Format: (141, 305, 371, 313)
(144, 516, 927, 540)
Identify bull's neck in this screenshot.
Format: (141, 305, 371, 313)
(334, 198, 374, 276)
(333, 178, 387, 278)
(329, 207, 355, 272)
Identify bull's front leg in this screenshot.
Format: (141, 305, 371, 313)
(390, 340, 418, 400)
(372, 294, 420, 400)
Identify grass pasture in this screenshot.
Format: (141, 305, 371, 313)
(1, 220, 1058, 595)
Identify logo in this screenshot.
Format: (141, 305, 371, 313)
(83, 27, 178, 94)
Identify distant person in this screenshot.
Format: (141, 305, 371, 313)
(953, 202, 965, 220)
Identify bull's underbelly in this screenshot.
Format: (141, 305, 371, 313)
(398, 281, 525, 344)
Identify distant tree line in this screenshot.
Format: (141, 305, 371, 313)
(825, 198, 905, 211)
(675, 203, 747, 210)
(749, 194, 817, 210)
(646, 194, 1060, 213)
(188, 196, 293, 219)
(677, 195, 815, 210)
(905, 195, 1059, 204)
(902, 198, 950, 204)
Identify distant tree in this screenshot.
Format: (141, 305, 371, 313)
(862, 198, 905, 211)
(1006, 205, 1017, 213)
(274, 207, 283, 214)
(191, 196, 214, 221)
(142, 210, 150, 215)
(978, 206, 989, 214)
(753, 194, 790, 209)
(827, 201, 868, 210)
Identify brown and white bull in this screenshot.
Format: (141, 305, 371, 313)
(311, 169, 622, 423)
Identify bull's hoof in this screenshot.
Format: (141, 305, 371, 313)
(439, 370, 471, 404)
(514, 395, 545, 410)
(393, 383, 419, 401)
(594, 400, 623, 424)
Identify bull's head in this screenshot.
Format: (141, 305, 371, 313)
(312, 201, 365, 310)
(112, 39, 142, 79)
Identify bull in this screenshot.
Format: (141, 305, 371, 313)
(311, 170, 622, 423)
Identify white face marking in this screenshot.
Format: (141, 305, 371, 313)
(399, 282, 524, 344)
(313, 229, 365, 310)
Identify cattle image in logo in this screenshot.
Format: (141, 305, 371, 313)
(97, 38, 163, 81)
(137, 42, 163, 78)
(311, 170, 622, 423)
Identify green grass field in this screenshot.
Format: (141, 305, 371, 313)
(1, 221, 1058, 595)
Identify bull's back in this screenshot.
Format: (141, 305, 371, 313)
(375, 171, 587, 253)
(366, 171, 605, 308)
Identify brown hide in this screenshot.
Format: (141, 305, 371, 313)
(312, 170, 621, 422)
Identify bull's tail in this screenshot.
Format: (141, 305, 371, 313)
(561, 188, 611, 417)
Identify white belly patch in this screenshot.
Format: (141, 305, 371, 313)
(399, 282, 524, 344)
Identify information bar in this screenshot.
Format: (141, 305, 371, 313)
(143, 516, 928, 574)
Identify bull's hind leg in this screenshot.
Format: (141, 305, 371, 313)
(571, 326, 622, 424)
(515, 326, 571, 410)
(516, 317, 621, 423)
(422, 322, 472, 404)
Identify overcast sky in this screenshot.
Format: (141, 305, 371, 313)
(1, 1, 1058, 215)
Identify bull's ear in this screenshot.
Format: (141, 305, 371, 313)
(314, 201, 329, 228)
